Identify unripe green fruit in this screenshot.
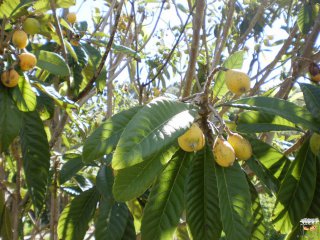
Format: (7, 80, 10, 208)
(310, 133, 320, 156)
(23, 18, 41, 35)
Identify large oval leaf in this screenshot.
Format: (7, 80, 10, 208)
(186, 145, 222, 240)
(141, 150, 193, 240)
(222, 96, 320, 131)
(113, 145, 178, 202)
(58, 187, 100, 240)
(214, 161, 252, 240)
(272, 139, 317, 234)
(11, 77, 37, 112)
(112, 97, 197, 170)
(95, 201, 130, 240)
(236, 111, 301, 133)
(0, 88, 22, 152)
(36, 50, 70, 76)
(20, 111, 50, 215)
(300, 83, 320, 121)
(83, 106, 142, 164)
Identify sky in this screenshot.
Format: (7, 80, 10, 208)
(66, 0, 318, 91)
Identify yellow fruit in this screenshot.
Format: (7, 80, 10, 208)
(66, 12, 77, 24)
(22, 18, 41, 35)
(18, 52, 37, 71)
(227, 133, 252, 160)
(310, 133, 320, 156)
(1, 69, 20, 88)
(12, 30, 29, 49)
(311, 74, 320, 82)
(225, 69, 250, 95)
(178, 123, 205, 152)
(213, 137, 235, 167)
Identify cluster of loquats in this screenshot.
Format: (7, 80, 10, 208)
(177, 123, 252, 168)
(213, 132, 252, 167)
(0, 17, 39, 88)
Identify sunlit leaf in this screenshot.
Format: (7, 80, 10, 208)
(113, 146, 177, 202)
(112, 97, 197, 170)
(141, 150, 193, 240)
(58, 187, 100, 240)
(186, 145, 222, 240)
(83, 106, 141, 163)
(236, 111, 300, 133)
(36, 50, 70, 76)
(272, 139, 317, 234)
(223, 96, 320, 131)
(215, 161, 252, 240)
(11, 76, 37, 112)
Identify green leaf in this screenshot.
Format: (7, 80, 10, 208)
(32, 81, 78, 109)
(82, 43, 107, 91)
(223, 96, 320, 132)
(0, 189, 12, 240)
(307, 156, 320, 218)
(83, 106, 141, 163)
(20, 111, 50, 215)
(36, 93, 55, 120)
(33, 0, 75, 12)
(11, 77, 37, 112)
(58, 187, 100, 240)
(0, 88, 22, 152)
(175, 223, 190, 240)
(0, 0, 19, 18)
(95, 201, 129, 240)
(121, 212, 136, 240)
(186, 145, 222, 240)
(113, 146, 177, 202)
(213, 51, 245, 97)
(248, 180, 267, 240)
(297, 4, 314, 34)
(249, 137, 291, 183)
(96, 165, 114, 202)
(214, 161, 252, 240)
(112, 97, 197, 170)
(246, 157, 279, 193)
(59, 154, 84, 184)
(272, 139, 317, 234)
(299, 83, 320, 121)
(141, 150, 192, 240)
(36, 50, 70, 76)
(112, 43, 141, 61)
(236, 111, 301, 133)
(64, 39, 78, 63)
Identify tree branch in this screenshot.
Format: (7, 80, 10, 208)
(182, 0, 206, 97)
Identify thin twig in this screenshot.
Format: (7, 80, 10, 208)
(141, 3, 197, 88)
(211, 0, 235, 68)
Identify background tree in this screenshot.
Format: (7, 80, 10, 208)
(0, 0, 319, 239)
